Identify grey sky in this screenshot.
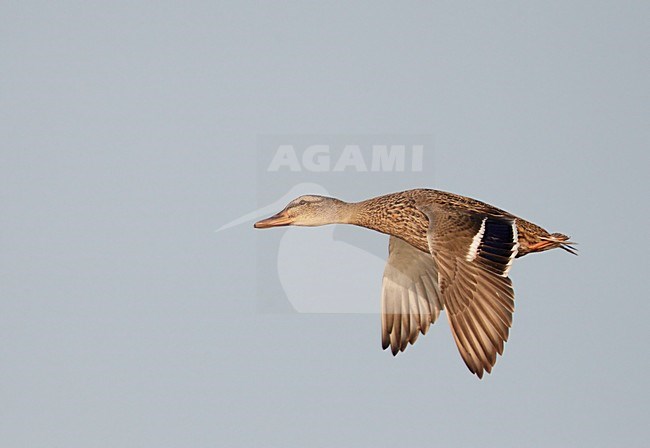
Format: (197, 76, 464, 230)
(1, 2, 649, 447)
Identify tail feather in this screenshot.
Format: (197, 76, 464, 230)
(540, 233, 578, 255)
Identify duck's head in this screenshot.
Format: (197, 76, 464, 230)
(254, 195, 349, 228)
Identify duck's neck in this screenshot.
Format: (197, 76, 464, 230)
(324, 199, 356, 225)
(347, 197, 391, 232)
(344, 194, 430, 252)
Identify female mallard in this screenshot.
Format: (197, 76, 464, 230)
(254, 189, 576, 378)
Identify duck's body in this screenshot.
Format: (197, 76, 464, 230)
(254, 189, 575, 378)
(349, 189, 572, 257)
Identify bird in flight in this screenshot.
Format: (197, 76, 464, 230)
(254, 189, 576, 378)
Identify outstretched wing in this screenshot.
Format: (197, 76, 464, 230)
(418, 205, 518, 378)
(381, 236, 443, 355)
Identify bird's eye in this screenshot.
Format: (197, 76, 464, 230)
(298, 200, 308, 206)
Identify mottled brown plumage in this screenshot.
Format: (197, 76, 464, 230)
(254, 189, 576, 378)
(351, 189, 574, 257)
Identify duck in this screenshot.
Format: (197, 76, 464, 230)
(254, 189, 576, 378)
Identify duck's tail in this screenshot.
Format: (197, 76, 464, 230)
(530, 233, 578, 255)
